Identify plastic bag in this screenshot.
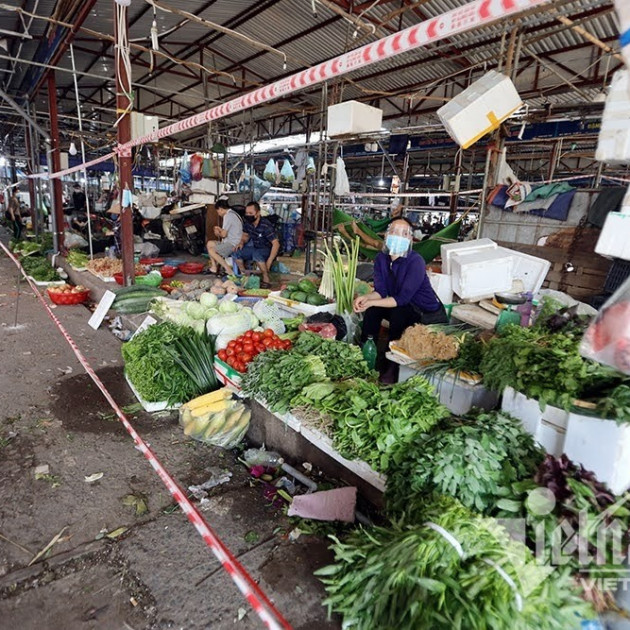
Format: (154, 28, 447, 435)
(179, 152, 191, 184)
(264, 158, 277, 183)
(298, 322, 337, 339)
(280, 159, 295, 183)
(180, 400, 250, 449)
(580, 276, 630, 374)
(190, 153, 204, 181)
(334, 157, 350, 196)
(306, 156, 316, 175)
(64, 231, 88, 249)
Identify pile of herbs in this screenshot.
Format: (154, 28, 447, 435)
(20, 255, 60, 282)
(122, 322, 206, 404)
(293, 375, 449, 471)
(514, 455, 630, 582)
(480, 323, 630, 420)
(386, 411, 544, 517)
(292, 332, 375, 381)
(241, 349, 328, 414)
(317, 495, 592, 630)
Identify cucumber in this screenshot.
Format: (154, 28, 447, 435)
(115, 285, 165, 296)
(113, 289, 165, 305)
(112, 297, 156, 313)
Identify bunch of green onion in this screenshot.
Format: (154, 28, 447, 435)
(322, 236, 359, 315)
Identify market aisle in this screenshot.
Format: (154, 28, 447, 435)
(0, 244, 339, 630)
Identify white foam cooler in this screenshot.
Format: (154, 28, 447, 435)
(437, 71, 522, 149)
(450, 249, 514, 300)
(596, 70, 630, 164)
(327, 101, 383, 137)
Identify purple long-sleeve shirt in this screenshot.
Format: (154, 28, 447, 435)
(373, 251, 441, 312)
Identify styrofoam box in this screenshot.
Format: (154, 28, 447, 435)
(441, 238, 497, 275)
(596, 70, 630, 164)
(437, 71, 522, 149)
(501, 386, 568, 457)
(450, 249, 514, 300)
(268, 291, 337, 317)
(595, 211, 630, 261)
(327, 100, 383, 137)
(497, 246, 551, 293)
(124, 371, 180, 413)
(564, 413, 630, 495)
(427, 271, 453, 305)
(398, 366, 499, 415)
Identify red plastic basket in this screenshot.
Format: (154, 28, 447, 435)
(139, 257, 164, 266)
(47, 288, 90, 305)
(160, 265, 177, 278)
(178, 262, 205, 274)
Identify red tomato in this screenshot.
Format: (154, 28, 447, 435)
(235, 361, 246, 373)
(262, 337, 273, 347)
(217, 349, 228, 362)
(282, 340, 292, 350)
(227, 357, 236, 368)
(244, 330, 253, 339)
(273, 340, 284, 350)
(226, 347, 235, 357)
(263, 328, 274, 338)
(256, 343, 266, 353)
(252, 332, 262, 342)
(227, 340, 237, 349)
(242, 353, 252, 364)
(234, 343, 243, 353)
(243, 342, 254, 354)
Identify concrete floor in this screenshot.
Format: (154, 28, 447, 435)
(0, 237, 340, 630)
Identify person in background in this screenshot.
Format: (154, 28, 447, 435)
(354, 218, 448, 383)
(234, 201, 280, 288)
(7, 190, 22, 240)
(207, 199, 243, 275)
(72, 183, 87, 213)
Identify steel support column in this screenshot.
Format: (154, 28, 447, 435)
(24, 122, 37, 233)
(47, 72, 64, 252)
(114, 1, 135, 286)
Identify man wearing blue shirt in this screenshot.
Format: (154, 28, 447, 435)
(354, 218, 447, 381)
(235, 201, 280, 287)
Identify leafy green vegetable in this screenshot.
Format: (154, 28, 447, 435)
(21, 255, 60, 281)
(241, 350, 328, 414)
(122, 322, 200, 404)
(318, 496, 592, 630)
(294, 375, 448, 471)
(292, 332, 375, 381)
(386, 411, 544, 517)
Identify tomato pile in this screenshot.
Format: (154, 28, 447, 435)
(217, 329, 293, 373)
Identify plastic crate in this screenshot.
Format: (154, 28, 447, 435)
(604, 259, 630, 294)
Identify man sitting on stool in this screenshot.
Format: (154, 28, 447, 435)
(206, 199, 243, 275)
(234, 201, 280, 288)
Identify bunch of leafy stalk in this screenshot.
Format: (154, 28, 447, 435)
(293, 375, 448, 471)
(21, 255, 60, 281)
(292, 332, 375, 381)
(317, 495, 593, 630)
(121, 322, 203, 404)
(385, 411, 544, 517)
(241, 349, 328, 414)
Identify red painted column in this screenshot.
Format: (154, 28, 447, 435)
(47, 72, 64, 251)
(114, 0, 135, 286)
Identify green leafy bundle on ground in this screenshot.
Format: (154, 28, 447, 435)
(317, 496, 592, 630)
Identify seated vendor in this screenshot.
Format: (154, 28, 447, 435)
(354, 218, 447, 381)
(234, 201, 280, 288)
(207, 199, 243, 275)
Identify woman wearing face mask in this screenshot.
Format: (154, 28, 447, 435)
(354, 218, 448, 381)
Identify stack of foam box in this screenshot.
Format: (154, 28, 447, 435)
(502, 386, 630, 494)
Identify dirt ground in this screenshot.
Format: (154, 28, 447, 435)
(0, 236, 340, 630)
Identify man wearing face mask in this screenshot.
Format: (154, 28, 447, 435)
(354, 218, 447, 381)
(234, 201, 280, 288)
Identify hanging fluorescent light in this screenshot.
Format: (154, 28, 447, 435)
(69, 142, 78, 156)
(517, 123, 526, 140)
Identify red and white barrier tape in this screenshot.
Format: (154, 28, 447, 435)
(26, 0, 550, 182)
(0, 241, 293, 630)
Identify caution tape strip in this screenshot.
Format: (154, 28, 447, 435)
(0, 241, 293, 630)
